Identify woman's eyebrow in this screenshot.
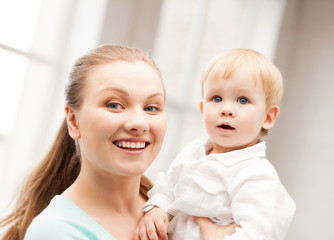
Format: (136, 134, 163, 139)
(98, 87, 164, 100)
(98, 87, 129, 96)
(147, 92, 164, 100)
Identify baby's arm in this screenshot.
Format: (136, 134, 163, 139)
(134, 207, 168, 240)
(225, 160, 296, 239)
(135, 141, 203, 240)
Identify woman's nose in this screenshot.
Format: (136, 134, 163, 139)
(124, 109, 149, 134)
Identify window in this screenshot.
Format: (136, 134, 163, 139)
(0, 0, 42, 141)
(0, 0, 107, 213)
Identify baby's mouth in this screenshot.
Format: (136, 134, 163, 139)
(218, 124, 235, 130)
(113, 141, 150, 150)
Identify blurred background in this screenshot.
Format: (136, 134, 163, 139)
(0, 0, 333, 239)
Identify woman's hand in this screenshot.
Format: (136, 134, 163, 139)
(195, 217, 240, 240)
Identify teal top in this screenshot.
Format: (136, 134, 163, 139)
(24, 195, 117, 240)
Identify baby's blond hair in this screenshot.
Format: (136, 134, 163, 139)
(200, 48, 283, 109)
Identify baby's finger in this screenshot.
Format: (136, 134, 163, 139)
(155, 219, 168, 240)
(146, 221, 159, 240)
(133, 227, 140, 240)
(138, 224, 149, 240)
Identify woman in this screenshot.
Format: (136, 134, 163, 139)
(1, 44, 166, 239)
(1, 44, 237, 240)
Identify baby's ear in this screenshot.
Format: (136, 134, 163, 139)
(199, 101, 204, 114)
(65, 106, 80, 139)
(262, 105, 280, 130)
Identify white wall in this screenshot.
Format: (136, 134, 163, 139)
(268, 0, 334, 239)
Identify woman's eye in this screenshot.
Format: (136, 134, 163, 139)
(144, 106, 158, 112)
(213, 96, 222, 103)
(106, 102, 123, 110)
(238, 97, 249, 104)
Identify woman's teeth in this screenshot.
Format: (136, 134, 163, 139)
(114, 141, 146, 149)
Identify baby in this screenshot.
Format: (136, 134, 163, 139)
(138, 49, 296, 239)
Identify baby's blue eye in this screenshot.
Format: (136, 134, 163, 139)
(213, 96, 222, 103)
(238, 97, 248, 104)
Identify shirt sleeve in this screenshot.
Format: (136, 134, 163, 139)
(225, 159, 296, 240)
(143, 160, 186, 213)
(143, 171, 174, 212)
(143, 140, 202, 213)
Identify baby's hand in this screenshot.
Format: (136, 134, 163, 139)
(134, 206, 168, 240)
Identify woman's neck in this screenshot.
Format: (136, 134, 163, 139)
(62, 170, 146, 239)
(64, 168, 143, 213)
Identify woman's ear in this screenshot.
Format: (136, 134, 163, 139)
(262, 105, 280, 130)
(65, 106, 80, 139)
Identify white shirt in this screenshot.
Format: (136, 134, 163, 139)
(144, 139, 296, 240)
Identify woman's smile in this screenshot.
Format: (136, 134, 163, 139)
(113, 138, 150, 151)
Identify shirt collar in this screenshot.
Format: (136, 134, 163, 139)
(200, 138, 267, 166)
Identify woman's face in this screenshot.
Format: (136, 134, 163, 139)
(71, 61, 167, 178)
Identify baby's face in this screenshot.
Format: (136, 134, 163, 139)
(200, 66, 268, 154)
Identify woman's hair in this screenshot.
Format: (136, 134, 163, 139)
(0, 44, 158, 240)
(200, 48, 283, 108)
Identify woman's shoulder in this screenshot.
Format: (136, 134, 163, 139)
(24, 195, 116, 240)
(25, 211, 80, 239)
(24, 195, 85, 239)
